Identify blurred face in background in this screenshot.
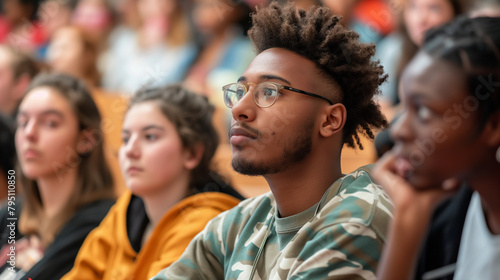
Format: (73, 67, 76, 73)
(0, 46, 28, 116)
(2, 0, 34, 24)
(404, 0, 455, 46)
(15, 86, 81, 180)
(192, 0, 235, 34)
(114, 0, 140, 28)
(72, 0, 114, 43)
(137, 0, 176, 21)
(137, 0, 179, 44)
(37, 0, 73, 39)
(47, 27, 92, 80)
(321, 0, 360, 24)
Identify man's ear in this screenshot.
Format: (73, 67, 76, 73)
(319, 103, 346, 138)
(183, 143, 205, 170)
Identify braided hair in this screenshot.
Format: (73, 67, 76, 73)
(423, 16, 500, 126)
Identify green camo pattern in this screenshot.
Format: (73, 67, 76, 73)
(152, 165, 393, 280)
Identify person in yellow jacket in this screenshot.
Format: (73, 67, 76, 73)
(62, 85, 244, 280)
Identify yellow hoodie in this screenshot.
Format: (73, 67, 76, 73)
(62, 191, 241, 280)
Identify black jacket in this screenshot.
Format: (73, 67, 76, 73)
(0, 198, 115, 280)
(415, 185, 474, 280)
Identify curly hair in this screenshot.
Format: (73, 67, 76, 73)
(248, 2, 388, 149)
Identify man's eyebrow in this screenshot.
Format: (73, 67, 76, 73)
(260, 75, 291, 85)
(237, 75, 292, 85)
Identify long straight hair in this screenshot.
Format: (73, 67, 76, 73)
(18, 74, 115, 247)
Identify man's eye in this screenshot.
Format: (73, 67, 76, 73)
(237, 88, 245, 98)
(262, 88, 276, 97)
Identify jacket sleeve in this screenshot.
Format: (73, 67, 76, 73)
(145, 207, 227, 279)
(60, 201, 119, 280)
(151, 212, 230, 280)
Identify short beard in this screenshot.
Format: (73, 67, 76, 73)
(232, 123, 313, 176)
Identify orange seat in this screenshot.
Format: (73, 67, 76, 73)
(340, 138, 377, 174)
(91, 90, 129, 196)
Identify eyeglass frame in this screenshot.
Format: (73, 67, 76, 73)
(222, 81, 334, 108)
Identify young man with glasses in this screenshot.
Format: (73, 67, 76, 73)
(153, 3, 393, 279)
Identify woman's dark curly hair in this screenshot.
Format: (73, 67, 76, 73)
(248, 2, 388, 149)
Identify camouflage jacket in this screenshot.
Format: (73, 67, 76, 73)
(152, 165, 393, 280)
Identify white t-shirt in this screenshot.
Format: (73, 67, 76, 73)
(454, 192, 500, 280)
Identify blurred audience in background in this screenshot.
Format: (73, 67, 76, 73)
(322, 0, 388, 43)
(36, 0, 77, 59)
(376, 0, 468, 112)
(183, 0, 255, 98)
(0, 0, 403, 99)
(0, 44, 40, 120)
(182, 0, 257, 142)
(46, 24, 128, 194)
(72, 0, 116, 52)
(0, 0, 43, 53)
(47, 25, 99, 86)
(111, 0, 140, 31)
(101, 0, 196, 95)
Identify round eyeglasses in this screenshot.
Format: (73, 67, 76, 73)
(222, 82, 334, 108)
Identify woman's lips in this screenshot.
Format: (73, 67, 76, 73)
(23, 149, 40, 159)
(395, 157, 414, 178)
(126, 167, 143, 174)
